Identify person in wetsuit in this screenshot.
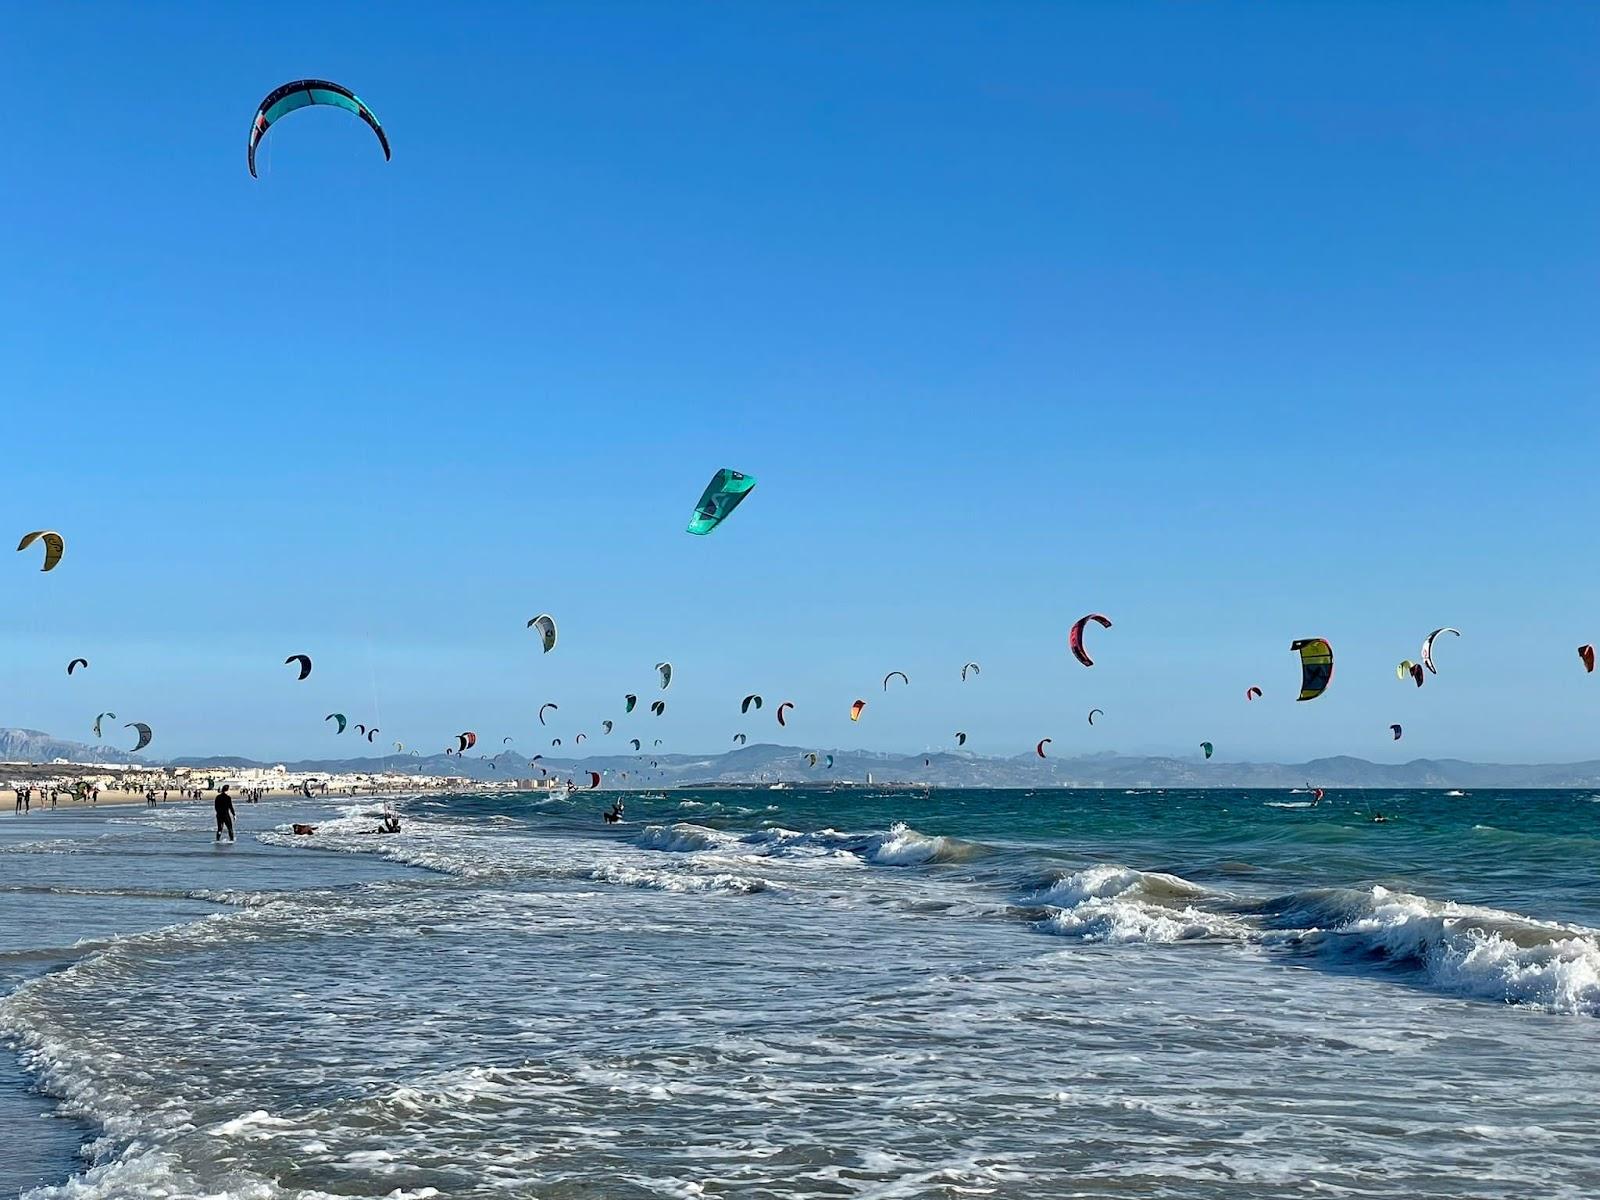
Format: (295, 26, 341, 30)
(214, 784, 236, 843)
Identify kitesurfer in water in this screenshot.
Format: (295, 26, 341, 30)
(214, 784, 236, 843)
(603, 799, 625, 824)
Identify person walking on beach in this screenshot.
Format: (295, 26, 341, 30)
(214, 784, 237, 843)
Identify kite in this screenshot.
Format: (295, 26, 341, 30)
(733, 733, 748, 745)
(602, 720, 613, 735)
(1421, 627, 1460, 675)
(1036, 738, 1051, 758)
(1069, 614, 1112, 667)
(248, 79, 390, 178)
(776, 701, 794, 727)
(587, 771, 602, 789)
(66, 658, 88, 676)
(882, 671, 909, 691)
(1582, 645, 1596, 674)
(656, 662, 673, 690)
(961, 662, 980, 681)
(686, 468, 756, 535)
(325, 713, 347, 734)
(552, 737, 562, 747)
(355, 724, 367, 736)
(804, 753, 818, 767)
(741, 694, 763, 713)
(1290, 638, 1334, 701)
(366, 728, 378, 742)
(1200, 741, 1213, 759)
(826, 754, 834, 769)
(629, 738, 641, 751)
(538, 703, 558, 726)
(1390, 724, 1403, 740)
(285, 654, 312, 681)
(624, 694, 637, 713)
(93, 712, 115, 738)
(650, 701, 666, 716)
(1245, 686, 1262, 701)
(527, 614, 557, 653)
(575, 733, 586, 744)
(850, 699, 866, 721)
(503, 736, 514, 744)
(16, 531, 64, 572)
(125, 722, 152, 753)
(1087, 708, 1103, 725)
(1397, 660, 1425, 687)
(459, 731, 477, 752)
(955, 732, 967, 746)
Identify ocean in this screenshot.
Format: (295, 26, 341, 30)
(2, 786, 1598, 1198)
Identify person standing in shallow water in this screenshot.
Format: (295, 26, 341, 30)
(214, 784, 236, 843)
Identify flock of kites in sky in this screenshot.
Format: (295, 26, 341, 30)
(13, 83, 1598, 778)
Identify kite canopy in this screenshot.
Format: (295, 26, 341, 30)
(575, 733, 586, 744)
(602, 721, 613, 735)
(624, 694, 637, 713)
(538, 703, 558, 726)
(686, 469, 756, 535)
(285, 653, 312, 681)
(125, 722, 152, 752)
(1087, 708, 1103, 725)
(656, 662, 673, 690)
(1581, 645, 1596, 674)
(325, 713, 347, 734)
(955, 732, 967, 746)
(733, 733, 747, 745)
(587, 772, 602, 789)
(1200, 741, 1214, 759)
(882, 671, 909, 691)
(459, 731, 477, 752)
(849, 699, 866, 722)
(1036, 738, 1051, 758)
(741, 694, 763, 714)
(1290, 638, 1334, 701)
(1420, 627, 1460, 675)
(93, 712, 115, 738)
(528, 614, 557, 653)
(1069, 614, 1112, 667)
(650, 700, 666, 716)
(630, 738, 641, 750)
(961, 662, 980, 681)
(17, 530, 64, 572)
(776, 701, 794, 727)
(1245, 686, 1262, 701)
(1390, 724, 1403, 740)
(248, 79, 390, 178)
(66, 658, 88, 676)
(804, 752, 818, 767)
(365, 727, 378, 742)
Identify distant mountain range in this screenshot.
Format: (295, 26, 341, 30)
(7, 726, 1600, 788)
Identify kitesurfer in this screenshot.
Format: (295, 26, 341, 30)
(214, 784, 236, 843)
(603, 799, 625, 824)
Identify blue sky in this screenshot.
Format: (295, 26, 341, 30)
(3, 2, 1598, 762)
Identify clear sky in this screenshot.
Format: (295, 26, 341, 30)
(3, 2, 1598, 763)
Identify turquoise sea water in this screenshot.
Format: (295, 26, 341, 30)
(3, 786, 1598, 1198)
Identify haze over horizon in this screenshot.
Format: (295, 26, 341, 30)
(5, 3, 1598, 763)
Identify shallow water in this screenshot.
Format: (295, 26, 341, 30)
(3, 787, 1598, 1198)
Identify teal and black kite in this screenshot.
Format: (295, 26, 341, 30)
(686, 469, 756, 535)
(249, 79, 390, 178)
